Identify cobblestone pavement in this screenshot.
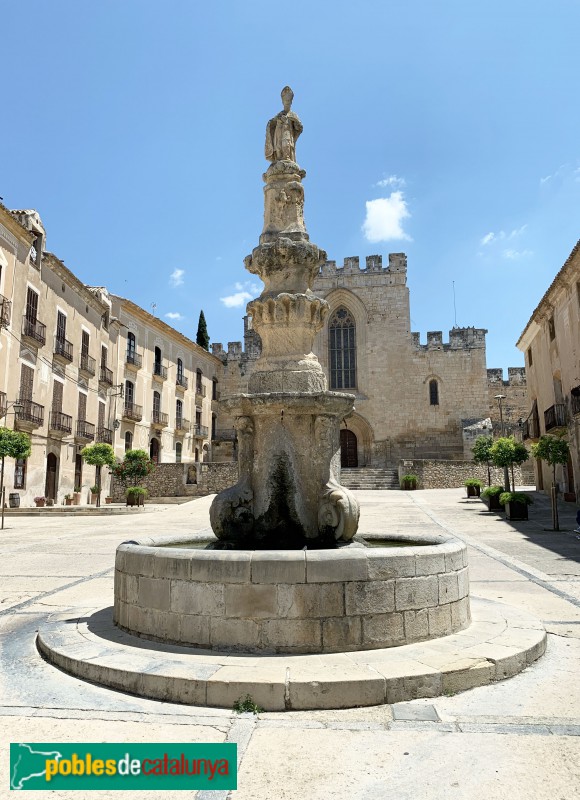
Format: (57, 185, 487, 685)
(1, 489, 579, 799)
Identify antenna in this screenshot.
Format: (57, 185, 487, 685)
(452, 281, 457, 327)
(151, 303, 157, 316)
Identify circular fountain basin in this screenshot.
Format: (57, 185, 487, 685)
(114, 531, 470, 654)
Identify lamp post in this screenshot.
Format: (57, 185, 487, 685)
(1, 400, 24, 530)
(494, 393, 510, 492)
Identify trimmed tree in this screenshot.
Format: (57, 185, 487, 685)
(489, 436, 529, 493)
(472, 435, 493, 486)
(0, 428, 31, 529)
(112, 449, 155, 502)
(531, 435, 570, 531)
(80, 443, 116, 508)
(196, 310, 210, 351)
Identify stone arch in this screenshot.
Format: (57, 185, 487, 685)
(423, 374, 443, 408)
(342, 411, 374, 467)
(316, 288, 369, 395)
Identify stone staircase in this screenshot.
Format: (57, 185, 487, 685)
(340, 468, 400, 490)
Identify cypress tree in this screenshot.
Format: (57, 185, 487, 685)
(196, 310, 210, 351)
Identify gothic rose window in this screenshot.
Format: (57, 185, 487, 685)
(329, 307, 356, 389)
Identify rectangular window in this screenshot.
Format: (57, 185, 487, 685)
(56, 311, 67, 342)
(14, 458, 26, 489)
(77, 392, 87, 422)
(527, 347, 533, 367)
(81, 330, 89, 356)
(19, 364, 34, 401)
(98, 402, 105, 430)
(52, 380, 63, 413)
(101, 345, 107, 368)
(25, 288, 38, 323)
(549, 315, 555, 341)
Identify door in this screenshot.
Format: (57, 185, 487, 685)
(340, 429, 358, 468)
(45, 453, 58, 501)
(150, 437, 159, 464)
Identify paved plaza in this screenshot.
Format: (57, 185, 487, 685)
(1, 489, 580, 799)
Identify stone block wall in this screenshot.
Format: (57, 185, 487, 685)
(398, 459, 529, 490)
(111, 462, 239, 501)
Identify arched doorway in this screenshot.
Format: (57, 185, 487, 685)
(340, 429, 358, 468)
(150, 437, 159, 464)
(45, 453, 58, 501)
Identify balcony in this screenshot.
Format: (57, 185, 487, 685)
(194, 424, 209, 438)
(99, 365, 113, 386)
(76, 420, 95, 442)
(79, 353, 96, 377)
(175, 416, 190, 433)
(153, 362, 168, 380)
(176, 374, 188, 390)
(212, 428, 236, 442)
(544, 403, 567, 433)
(0, 391, 6, 418)
(522, 412, 540, 442)
(54, 336, 73, 363)
(49, 411, 73, 436)
(22, 316, 46, 347)
(123, 403, 143, 422)
(15, 399, 44, 430)
(126, 351, 142, 370)
(152, 409, 168, 428)
(0, 295, 11, 328)
(97, 426, 113, 445)
(195, 384, 206, 404)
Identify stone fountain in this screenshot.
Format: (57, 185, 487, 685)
(37, 89, 546, 709)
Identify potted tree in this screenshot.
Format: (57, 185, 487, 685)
(400, 474, 418, 490)
(464, 478, 483, 498)
(0, 427, 31, 530)
(490, 436, 529, 492)
(80, 443, 116, 509)
(481, 485, 504, 511)
(112, 449, 155, 507)
(531, 435, 570, 531)
(500, 491, 533, 521)
(472, 435, 493, 486)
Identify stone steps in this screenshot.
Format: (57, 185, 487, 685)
(340, 468, 400, 490)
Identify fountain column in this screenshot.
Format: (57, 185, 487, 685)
(210, 87, 359, 547)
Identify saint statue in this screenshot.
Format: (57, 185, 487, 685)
(265, 86, 303, 163)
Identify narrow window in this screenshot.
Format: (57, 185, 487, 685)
(549, 315, 555, 341)
(429, 379, 439, 406)
(177, 358, 184, 383)
(329, 307, 356, 389)
(176, 399, 183, 427)
(175, 442, 182, 463)
(19, 364, 34, 401)
(124, 431, 132, 452)
(127, 332, 136, 362)
(14, 458, 26, 489)
(77, 392, 87, 421)
(196, 369, 203, 393)
(212, 379, 218, 400)
(101, 345, 107, 368)
(25, 288, 38, 323)
(527, 347, 533, 367)
(56, 311, 66, 342)
(125, 380, 134, 406)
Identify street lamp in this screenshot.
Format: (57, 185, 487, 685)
(494, 394, 510, 492)
(1, 400, 25, 530)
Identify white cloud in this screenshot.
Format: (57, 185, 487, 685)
(220, 281, 262, 309)
(480, 225, 527, 247)
(165, 311, 184, 320)
(169, 268, 185, 287)
(362, 193, 412, 243)
(502, 248, 533, 260)
(376, 174, 406, 189)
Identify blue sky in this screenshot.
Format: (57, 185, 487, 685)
(3, 1, 580, 370)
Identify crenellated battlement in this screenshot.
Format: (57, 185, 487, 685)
(487, 367, 526, 387)
(412, 327, 488, 351)
(319, 252, 407, 276)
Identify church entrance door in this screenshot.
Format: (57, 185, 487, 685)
(340, 430, 358, 468)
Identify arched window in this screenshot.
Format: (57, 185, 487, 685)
(124, 380, 134, 407)
(153, 390, 161, 424)
(196, 369, 203, 394)
(127, 332, 136, 358)
(175, 442, 182, 463)
(177, 358, 184, 386)
(429, 379, 439, 406)
(124, 431, 132, 452)
(329, 307, 356, 389)
(176, 398, 183, 428)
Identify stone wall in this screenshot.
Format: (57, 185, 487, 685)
(111, 462, 239, 501)
(398, 459, 530, 490)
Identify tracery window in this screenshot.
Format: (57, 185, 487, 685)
(329, 307, 356, 389)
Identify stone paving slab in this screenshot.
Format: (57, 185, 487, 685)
(37, 596, 546, 711)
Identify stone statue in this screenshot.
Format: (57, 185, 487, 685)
(265, 86, 303, 163)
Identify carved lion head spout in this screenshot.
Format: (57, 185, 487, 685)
(318, 482, 360, 542)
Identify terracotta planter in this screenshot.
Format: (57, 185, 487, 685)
(90, 493, 98, 505)
(65, 498, 74, 506)
(73, 493, 81, 506)
(105, 497, 113, 505)
(466, 485, 481, 498)
(505, 500, 528, 521)
(35, 500, 46, 508)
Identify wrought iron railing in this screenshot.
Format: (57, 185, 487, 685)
(79, 353, 96, 376)
(194, 424, 209, 437)
(126, 351, 142, 368)
(54, 336, 73, 362)
(152, 409, 168, 427)
(99, 366, 113, 386)
(175, 416, 190, 431)
(153, 363, 167, 379)
(16, 399, 44, 427)
(76, 420, 95, 440)
(544, 403, 566, 432)
(123, 403, 143, 421)
(22, 316, 46, 345)
(97, 426, 113, 444)
(49, 411, 73, 434)
(176, 374, 188, 389)
(195, 384, 207, 399)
